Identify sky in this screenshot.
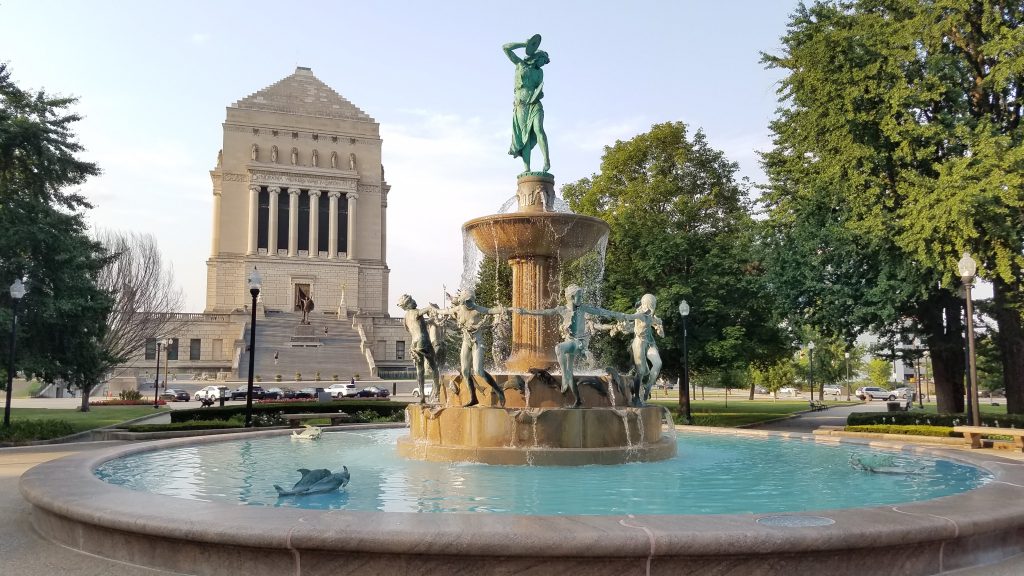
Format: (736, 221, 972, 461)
(0, 0, 802, 315)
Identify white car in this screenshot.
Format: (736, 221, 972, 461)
(411, 384, 434, 398)
(326, 383, 358, 398)
(194, 385, 229, 401)
(855, 386, 895, 401)
(822, 385, 843, 396)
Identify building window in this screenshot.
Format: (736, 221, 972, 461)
(257, 188, 269, 250)
(277, 193, 289, 252)
(144, 338, 156, 360)
(166, 338, 179, 361)
(396, 341, 405, 360)
(189, 338, 201, 361)
(298, 191, 310, 252)
(337, 195, 349, 254)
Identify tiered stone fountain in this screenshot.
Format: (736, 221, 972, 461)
(397, 173, 677, 465)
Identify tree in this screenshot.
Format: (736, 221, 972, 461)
(563, 122, 790, 383)
(0, 64, 112, 407)
(758, 1, 1024, 412)
(866, 358, 892, 389)
(86, 230, 187, 411)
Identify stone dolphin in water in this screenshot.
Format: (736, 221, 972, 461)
(274, 466, 350, 497)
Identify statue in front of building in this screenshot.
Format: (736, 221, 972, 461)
(291, 147, 299, 165)
(299, 291, 315, 325)
(331, 150, 338, 169)
(271, 145, 279, 163)
(251, 143, 259, 161)
(312, 149, 319, 167)
(349, 152, 357, 171)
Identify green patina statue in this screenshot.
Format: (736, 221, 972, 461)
(504, 35, 550, 174)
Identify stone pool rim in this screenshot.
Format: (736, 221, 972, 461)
(19, 425, 1024, 575)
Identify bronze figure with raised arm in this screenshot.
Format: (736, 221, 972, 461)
(397, 295, 443, 403)
(515, 285, 629, 407)
(444, 288, 509, 407)
(588, 294, 665, 406)
(503, 34, 550, 173)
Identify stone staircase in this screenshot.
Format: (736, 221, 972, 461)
(237, 312, 371, 382)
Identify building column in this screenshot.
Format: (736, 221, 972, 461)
(209, 186, 222, 255)
(327, 191, 340, 259)
(287, 187, 300, 257)
(267, 186, 280, 256)
(346, 192, 359, 260)
(308, 189, 321, 258)
(244, 185, 256, 255)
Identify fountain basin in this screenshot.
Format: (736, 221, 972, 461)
(20, 427, 1024, 575)
(399, 405, 675, 465)
(463, 211, 610, 260)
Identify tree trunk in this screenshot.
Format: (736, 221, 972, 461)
(919, 293, 965, 414)
(79, 384, 91, 412)
(993, 278, 1024, 414)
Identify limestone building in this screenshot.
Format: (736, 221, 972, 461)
(113, 68, 410, 389)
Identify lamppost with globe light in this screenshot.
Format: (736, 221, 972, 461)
(958, 253, 981, 426)
(245, 267, 262, 428)
(678, 300, 691, 424)
(807, 341, 816, 402)
(844, 351, 851, 401)
(152, 338, 169, 409)
(4, 279, 26, 428)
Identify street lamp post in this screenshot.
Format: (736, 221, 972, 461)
(678, 300, 691, 424)
(807, 341, 815, 402)
(245, 267, 262, 428)
(915, 345, 924, 409)
(152, 339, 167, 409)
(4, 279, 26, 428)
(959, 253, 981, 427)
(923, 350, 930, 404)
(844, 351, 851, 401)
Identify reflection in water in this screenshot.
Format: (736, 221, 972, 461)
(95, 429, 991, 516)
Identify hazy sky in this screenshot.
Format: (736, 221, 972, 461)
(1, 0, 800, 314)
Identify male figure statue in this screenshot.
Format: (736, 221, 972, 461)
(504, 34, 551, 173)
(445, 289, 508, 407)
(397, 295, 442, 403)
(516, 285, 629, 408)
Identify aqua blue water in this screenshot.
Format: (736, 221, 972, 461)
(94, 429, 990, 515)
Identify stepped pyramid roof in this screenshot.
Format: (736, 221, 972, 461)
(232, 67, 374, 122)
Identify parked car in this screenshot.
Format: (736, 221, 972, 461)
(230, 385, 265, 400)
(411, 384, 434, 398)
(892, 387, 917, 400)
(855, 386, 895, 401)
(778, 386, 797, 396)
(327, 382, 358, 398)
(356, 386, 390, 398)
(194, 385, 230, 402)
(822, 385, 843, 396)
(294, 387, 316, 399)
(263, 387, 290, 400)
(160, 389, 191, 402)
(754, 385, 768, 394)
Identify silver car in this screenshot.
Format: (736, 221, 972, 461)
(822, 384, 843, 396)
(855, 386, 895, 401)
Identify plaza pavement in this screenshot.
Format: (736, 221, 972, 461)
(3, 398, 1024, 575)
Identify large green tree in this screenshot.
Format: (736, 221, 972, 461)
(563, 122, 789, 382)
(761, 0, 1024, 413)
(0, 64, 113, 410)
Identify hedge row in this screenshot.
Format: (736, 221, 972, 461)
(170, 400, 408, 424)
(847, 411, 1024, 428)
(845, 425, 957, 437)
(0, 419, 75, 443)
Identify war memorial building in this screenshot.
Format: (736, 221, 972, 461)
(115, 68, 411, 389)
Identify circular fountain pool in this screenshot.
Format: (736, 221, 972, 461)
(94, 429, 989, 515)
(20, 426, 1024, 575)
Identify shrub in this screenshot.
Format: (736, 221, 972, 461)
(845, 425, 957, 437)
(315, 371, 321, 381)
(275, 374, 282, 382)
(0, 419, 75, 443)
(295, 372, 302, 382)
(255, 375, 262, 383)
(170, 400, 408, 424)
(847, 412, 1024, 428)
(332, 374, 339, 381)
(119, 390, 143, 401)
(91, 399, 165, 406)
(123, 420, 243, 432)
(353, 409, 406, 423)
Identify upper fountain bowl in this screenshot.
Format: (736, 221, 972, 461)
(463, 212, 609, 261)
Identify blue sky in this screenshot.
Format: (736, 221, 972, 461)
(1, 0, 800, 313)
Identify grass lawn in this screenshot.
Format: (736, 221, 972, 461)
(649, 400, 859, 427)
(9, 406, 169, 433)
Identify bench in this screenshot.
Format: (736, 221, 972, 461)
(809, 401, 827, 411)
(283, 412, 352, 428)
(953, 426, 1024, 452)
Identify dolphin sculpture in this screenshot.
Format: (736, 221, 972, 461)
(274, 466, 350, 497)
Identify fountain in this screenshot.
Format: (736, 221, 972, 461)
(17, 35, 1024, 576)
